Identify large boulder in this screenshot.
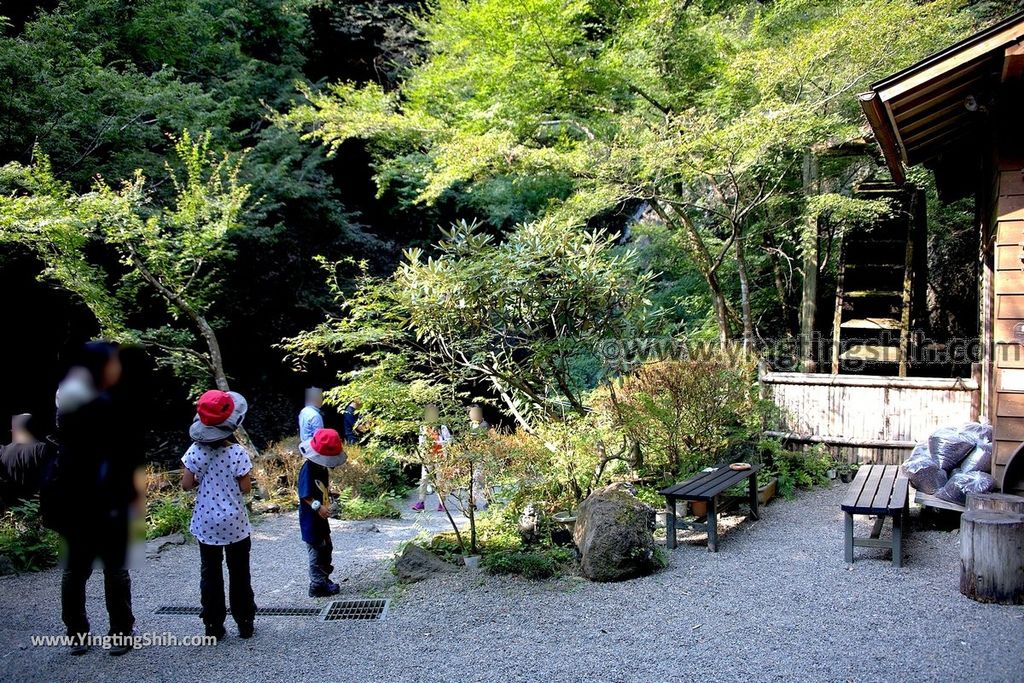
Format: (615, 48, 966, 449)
(573, 483, 658, 582)
(395, 544, 458, 583)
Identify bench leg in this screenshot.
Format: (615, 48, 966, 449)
(665, 498, 677, 550)
(748, 471, 760, 521)
(707, 497, 718, 553)
(870, 515, 885, 539)
(892, 512, 903, 568)
(844, 512, 854, 564)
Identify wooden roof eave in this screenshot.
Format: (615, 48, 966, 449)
(859, 10, 1024, 185)
(859, 91, 906, 185)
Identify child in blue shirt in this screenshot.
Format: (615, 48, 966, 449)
(297, 428, 347, 597)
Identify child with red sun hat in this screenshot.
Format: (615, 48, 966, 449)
(297, 428, 347, 597)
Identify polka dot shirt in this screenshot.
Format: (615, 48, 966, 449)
(182, 443, 253, 546)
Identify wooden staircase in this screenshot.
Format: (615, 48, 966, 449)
(831, 182, 926, 376)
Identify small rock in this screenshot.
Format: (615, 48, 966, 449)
(0, 554, 15, 576)
(395, 544, 457, 583)
(256, 503, 281, 514)
(363, 524, 380, 533)
(146, 532, 187, 558)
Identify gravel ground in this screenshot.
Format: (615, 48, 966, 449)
(1, 485, 1021, 683)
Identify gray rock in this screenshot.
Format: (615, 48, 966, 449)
(0, 554, 15, 576)
(256, 503, 281, 514)
(573, 482, 658, 582)
(146, 532, 187, 558)
(363, 524, 380, 533)
(395, 544, 457, 583)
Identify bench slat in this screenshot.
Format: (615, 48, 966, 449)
(840, 466, 871, 509)
(856, 465, 886, 510)
(842, 464, 910, 514)
(890, 472, 909, 511)
(688, 466, 761, 499)
(870, 465, 899, 509)
(660, 464, 762, 501)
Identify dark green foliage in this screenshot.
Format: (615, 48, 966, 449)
(768, 447, 833, 499)
(483, 547, 575, 580)
(335, 494, 400, 520)
(146, 492, 193, 539)
(0, 499, 61, 571)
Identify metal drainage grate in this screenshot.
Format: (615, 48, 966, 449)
(154, 605, 322, 617)
(322, 598, 389, 621)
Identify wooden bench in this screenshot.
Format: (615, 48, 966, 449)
(841, 464, 910, 567)
(660, 464, 762, 552)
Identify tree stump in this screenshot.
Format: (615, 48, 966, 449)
(966, 492, 1024, 515)
(959, 510, 1024, 604)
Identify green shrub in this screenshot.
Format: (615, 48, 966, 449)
(336, 494, 400, 520)
(602, 350, 779, 479)
(483, 547, 574, 579)
(147, 493, 193, 540)
(769, 447, 832, 499)
(0, 499, 60, 571)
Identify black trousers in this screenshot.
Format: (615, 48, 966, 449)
(61, 527, 134, 637)
(199, 537, 256, 628)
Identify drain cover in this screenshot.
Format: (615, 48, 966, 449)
(155, 605, 322, 617)
(322, 598, 389, 621)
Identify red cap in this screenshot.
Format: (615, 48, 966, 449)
(311, 428, 344, 456)
(196, 390, 235, 426)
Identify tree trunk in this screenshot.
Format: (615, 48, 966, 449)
(128, 246, 258, 455)
(966, 492, 1024, 514)
(959, 510, 1024, 604)
(798, 151, 820, 371)
(649, 198, 732, 345)
(763, 229, 796, 337)
(734, 225, 754, 350)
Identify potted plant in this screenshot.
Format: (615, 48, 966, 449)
(826, 459, 839, 480)
(757, 476, 778, 505)
(838, 462, 858, 483)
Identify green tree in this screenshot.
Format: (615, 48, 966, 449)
(284, 0, 976, 347)
(283, 217, 655, 431)
(0, 131, 250, 396)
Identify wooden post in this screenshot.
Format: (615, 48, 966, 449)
(706, 497, 719, 553)
(966, 492, 1024, 514)
(892, 510, 903, 568)
(844, 513, 854, 563)
(748, 471, 760, 521)
(665, 497, 677, 550)
(799, 150, 820, 372)
(959, 510, 1024, 604)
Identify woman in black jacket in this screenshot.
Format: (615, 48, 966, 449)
(52, 342, 145, 656)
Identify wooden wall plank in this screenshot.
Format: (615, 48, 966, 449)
(997, 193, 1024, 221)
(994, 269, 1024, 294)
(995, 219, 1024, 244)
(995, 243, 1024, 270)
(995, 343, 1024, 368)
(996, 293, 1024, 318)
(994, 416, 1024, 441)
(996, 392, 1024, 416)
(995, 440, 1020, 465)
(1000, 170, 1024, 196)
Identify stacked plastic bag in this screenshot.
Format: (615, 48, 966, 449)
(901, 421, 996, 504)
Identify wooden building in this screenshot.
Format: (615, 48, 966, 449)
(858, 10, 1024, 494)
